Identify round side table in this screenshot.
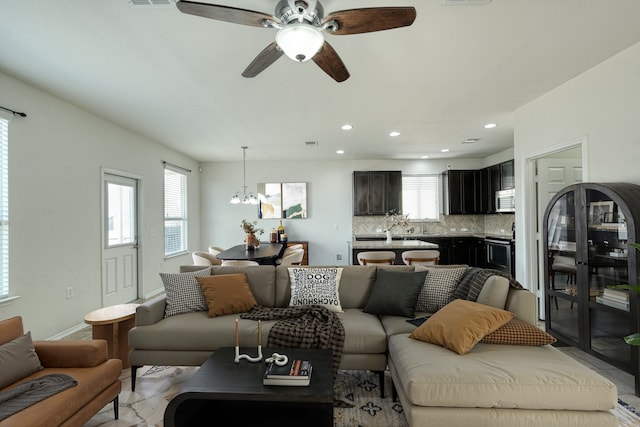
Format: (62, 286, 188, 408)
(84, 303, 140, 369)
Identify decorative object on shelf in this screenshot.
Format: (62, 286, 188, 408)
(611, 242, 640, 345)
(241, 219, 263, 250)
(383, 209, 410, 243)
(234, 318, 263, 363)
(230, 146, 258, 205)
(588, 200, 614, 226)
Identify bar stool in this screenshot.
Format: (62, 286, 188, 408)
(357, 251, 396, 265)
(401, 250, 440, 266)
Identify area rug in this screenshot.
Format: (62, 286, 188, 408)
(85, 366, 640, 427)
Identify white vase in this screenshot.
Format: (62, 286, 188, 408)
(386, 230, 393, 244)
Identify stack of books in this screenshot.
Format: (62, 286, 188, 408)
(263, 359, 313, 386)
(596, 288, 630, 311)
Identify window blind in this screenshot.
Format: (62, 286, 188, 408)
(402, 175, 440, 221)
(164, 165, 188, 257)
(0, 118, 8, 299)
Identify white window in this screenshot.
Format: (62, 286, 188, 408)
(164, 165, 188, 257)
(0, 116, 9, 299)
(402, 174, 440, 221)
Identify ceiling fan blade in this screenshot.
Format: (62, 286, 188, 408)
(312, 41, 350, 83)
(323, 7, 416, 35)
(176, 0, 280, 28)
(242, 42, 284, 78)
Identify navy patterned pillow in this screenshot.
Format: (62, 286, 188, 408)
(415, 266, 468, 313)
(160, 268, 211, 318)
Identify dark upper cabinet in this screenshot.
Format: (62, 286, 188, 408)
(353, 171, 402, 216)
(478, 160, 514, 214)
(500, 160, 515, 190)
(443, 170, 481, 215)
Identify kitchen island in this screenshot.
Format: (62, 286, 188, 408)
(348, 239, 439, 265)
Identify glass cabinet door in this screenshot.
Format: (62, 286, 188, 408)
(585, 189, 631, 365)
(546, 190, 579, 344)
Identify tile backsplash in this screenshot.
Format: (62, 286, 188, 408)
(352, 214, 515, 238)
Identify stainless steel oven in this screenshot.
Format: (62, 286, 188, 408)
(485, 238, 514, 276)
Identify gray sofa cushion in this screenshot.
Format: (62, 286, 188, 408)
(363, 269, 427, 317)
(210, 266, 277, 307)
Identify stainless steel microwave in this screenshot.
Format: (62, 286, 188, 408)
(496, 189, 515, 212)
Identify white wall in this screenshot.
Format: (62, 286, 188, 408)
(0, 72, 201, 338)
(513, 41, 640, 289)
(200, 157, 484, 265)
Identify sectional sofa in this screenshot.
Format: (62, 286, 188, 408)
(128, 264, 618, 426)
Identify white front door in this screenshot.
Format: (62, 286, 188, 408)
(102, 173, 139, 306)
(536, 155, 583, 318)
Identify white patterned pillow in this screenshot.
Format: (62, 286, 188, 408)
(415, 266, 468, 313)
(288, 267, 343, 312)
(161, 268, 211, 318)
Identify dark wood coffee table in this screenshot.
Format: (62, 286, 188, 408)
(164, 347, 334, 427)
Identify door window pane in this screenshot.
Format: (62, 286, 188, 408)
(107, 182, 135, 246)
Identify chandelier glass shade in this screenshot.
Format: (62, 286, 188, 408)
(230, 146, 258, 205)
(276, 23, 325, 63)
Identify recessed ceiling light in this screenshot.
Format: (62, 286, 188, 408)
(389, 131, 401, 137)
(441, 148, 450, 153)
(421, 155, 429, 159)
(336, 150, 344, 154)
(484, 123, 497, 129)
(341, 124, 353, 130)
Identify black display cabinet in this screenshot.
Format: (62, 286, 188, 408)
(543, 182, 640, 395)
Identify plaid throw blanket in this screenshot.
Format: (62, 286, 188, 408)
(453, 267, 525, 302)
(0, 374, 77, 421)
(241, 305, 345, 383)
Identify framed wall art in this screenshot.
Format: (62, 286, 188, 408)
(258, 182, 307, 219)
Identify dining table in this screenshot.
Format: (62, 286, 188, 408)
(215, 243, 286, 265)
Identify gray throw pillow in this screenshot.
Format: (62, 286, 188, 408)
(414, 265, 468, 312)
(363, 269, 428, 317)
(0, 332, 44, 389)
(160, 268, 211, 318)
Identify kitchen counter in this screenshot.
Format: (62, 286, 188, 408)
(348, 239, 439, 265)
(348, 240, 439, 249)
(354, 233, 514, 242)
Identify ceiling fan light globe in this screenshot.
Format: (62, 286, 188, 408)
(276, 23, 324, 63)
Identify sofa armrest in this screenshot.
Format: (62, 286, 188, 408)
(33, 340, 108, 368)
(135, 294, 167, 326)
(505, 288, 537, 325)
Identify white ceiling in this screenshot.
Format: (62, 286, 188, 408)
(2, 0, 640, 162)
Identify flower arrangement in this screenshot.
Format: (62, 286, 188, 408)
(383, 210, 411, 232)
(241, 219, 264, 236)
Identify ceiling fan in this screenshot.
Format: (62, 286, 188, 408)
(176, 0, 417, 82)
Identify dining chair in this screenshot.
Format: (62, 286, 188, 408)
(278, 248, 305, 266)
(208, 246, 225, 255)
(357, 251, 396, 265)
(220, 260, 259, 267)
(282, 244, 303, 256)
(192, 251, 222, 266)
(401, 250, 440, 266)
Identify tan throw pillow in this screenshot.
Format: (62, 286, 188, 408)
(481, 318, 557, 346)
(196, 273, 257, 318)
(409, 299, 514, 355)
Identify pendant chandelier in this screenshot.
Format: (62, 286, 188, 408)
(230, 146, 258, 205)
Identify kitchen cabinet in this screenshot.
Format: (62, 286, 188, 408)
(500, 160, 515, 190)
(442, 170, 481, 215)
(543, 182, 640, 395)
(451, 237, 486, 267)
(353, 171, 402, 216)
